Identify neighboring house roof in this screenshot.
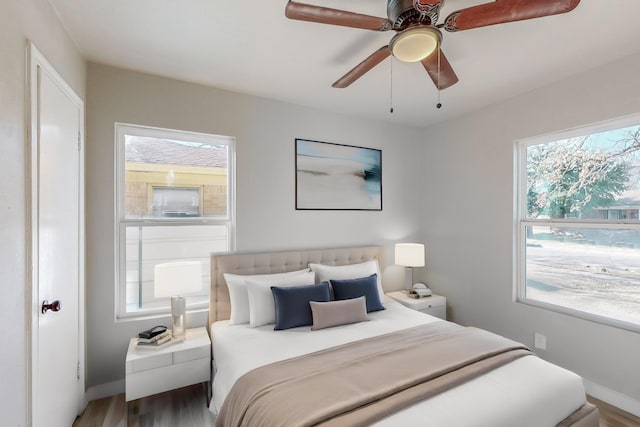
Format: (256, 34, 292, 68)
(125, 137, 227, 168)
(596, 188, 640, 209)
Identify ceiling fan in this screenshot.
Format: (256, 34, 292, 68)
(285, 0, 581, 91)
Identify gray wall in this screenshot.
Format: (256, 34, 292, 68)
(0, 0, 85, 423)
(422, 52, 640, 409)
(85, 63, 425, 389)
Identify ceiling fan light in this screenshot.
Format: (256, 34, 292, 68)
(391, 27, 441, 63)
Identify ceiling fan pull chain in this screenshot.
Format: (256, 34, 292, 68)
(390, 57, 394, 114)
(436, 47, 442, 109)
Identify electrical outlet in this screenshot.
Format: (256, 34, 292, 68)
(534, 332, 547, 350)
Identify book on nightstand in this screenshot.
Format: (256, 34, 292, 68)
(401, 289, 433, 299)
(136, 330, 172, 348)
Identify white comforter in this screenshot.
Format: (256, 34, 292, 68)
(210, 297, 587, 427)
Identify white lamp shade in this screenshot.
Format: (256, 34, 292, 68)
(395, 243, 425, 267)
(154, 261, 201, 298)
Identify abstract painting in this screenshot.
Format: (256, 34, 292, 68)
(295, 139, 382, 210)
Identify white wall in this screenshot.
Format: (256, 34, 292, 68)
(422, 52, 640, 412)
(0, 0, 85, 423)
(85, 63, 424, 390)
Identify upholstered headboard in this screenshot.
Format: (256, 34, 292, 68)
(209, 246, 383, 325)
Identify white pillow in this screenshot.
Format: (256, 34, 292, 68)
(224, 268, 310, 325)
(246, 271, 317, 327)
(309, 260, 383, 299)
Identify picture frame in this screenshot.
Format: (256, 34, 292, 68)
(295, 138, 382, 211)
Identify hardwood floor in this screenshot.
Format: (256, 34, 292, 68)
(588, 395, 640, 427)
(73, 384, 214, 427)
(74, 385, 639, 427)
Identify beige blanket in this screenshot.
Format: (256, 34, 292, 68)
(216, 322, 533, 427)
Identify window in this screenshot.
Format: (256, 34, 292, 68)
(151, 187, 201, 217)
(116, 123, 235, 319)
(516, 117, 640, 331)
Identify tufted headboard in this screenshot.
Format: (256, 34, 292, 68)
(209, 246, 383, 325)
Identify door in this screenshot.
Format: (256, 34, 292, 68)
(29, 44, 84, 427)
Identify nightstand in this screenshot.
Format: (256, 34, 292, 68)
(125, 327, 211, 402)
(386, 291, 447, 320)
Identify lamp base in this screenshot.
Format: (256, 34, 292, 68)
(404, 267, 413, 290)
(170, 296, 186, 339)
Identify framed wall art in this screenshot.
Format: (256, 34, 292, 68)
(295, 138, 382, 211)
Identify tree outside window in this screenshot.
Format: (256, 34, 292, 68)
(518, 122, 640, 330)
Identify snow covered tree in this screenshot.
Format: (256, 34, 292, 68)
(527, 138, 629, 219)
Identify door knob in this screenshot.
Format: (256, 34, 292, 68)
(41, 300, 61, 314)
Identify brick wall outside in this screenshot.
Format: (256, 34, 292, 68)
(125, 181, 148, 217)
(124, 164, 227, 217)
(203, 184, 227, 215)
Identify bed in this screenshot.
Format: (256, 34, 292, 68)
(209, 246, 598, 427)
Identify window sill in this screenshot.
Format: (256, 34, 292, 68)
(115, 305, 209, 323)
(516, 297, 640, 334)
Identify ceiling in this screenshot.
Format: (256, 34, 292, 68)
(49, 0, 640, 128)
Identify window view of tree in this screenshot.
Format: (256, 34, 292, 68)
(520, 123, 640, 329)
(527, 139, 629, 219)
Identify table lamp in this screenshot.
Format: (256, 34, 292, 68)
(154, 261, 201, 338)
(395, 243, 425, 289)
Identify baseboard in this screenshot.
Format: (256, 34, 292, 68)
(584, 379, 640, 417)
(85, 379, 125, 403)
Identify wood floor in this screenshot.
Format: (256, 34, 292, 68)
(73, 383, 214, 427)
(74, 385, 640, 427)
(587, 395, 640, 427)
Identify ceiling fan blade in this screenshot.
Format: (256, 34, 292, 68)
(443, 0, 580, 32)
(285, 1, 392, 31)
(420, 48, 458, 90)
(332, 46, 392, 88)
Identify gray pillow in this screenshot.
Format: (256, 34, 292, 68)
(310, 296, 368, 330)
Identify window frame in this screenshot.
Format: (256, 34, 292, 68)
(515, 114, 640, 333)
(115, 122, 236, 320)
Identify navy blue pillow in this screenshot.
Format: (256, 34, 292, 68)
(330, 274, 385, 313)
(271, 282, 330, 330)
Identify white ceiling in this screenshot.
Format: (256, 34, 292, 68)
(49, 0, 640, 128)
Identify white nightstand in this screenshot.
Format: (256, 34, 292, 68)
(387, 291, 447, 320)
(125, 327, 211, 402)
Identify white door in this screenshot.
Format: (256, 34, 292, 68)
(30, 45, 84, 427)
